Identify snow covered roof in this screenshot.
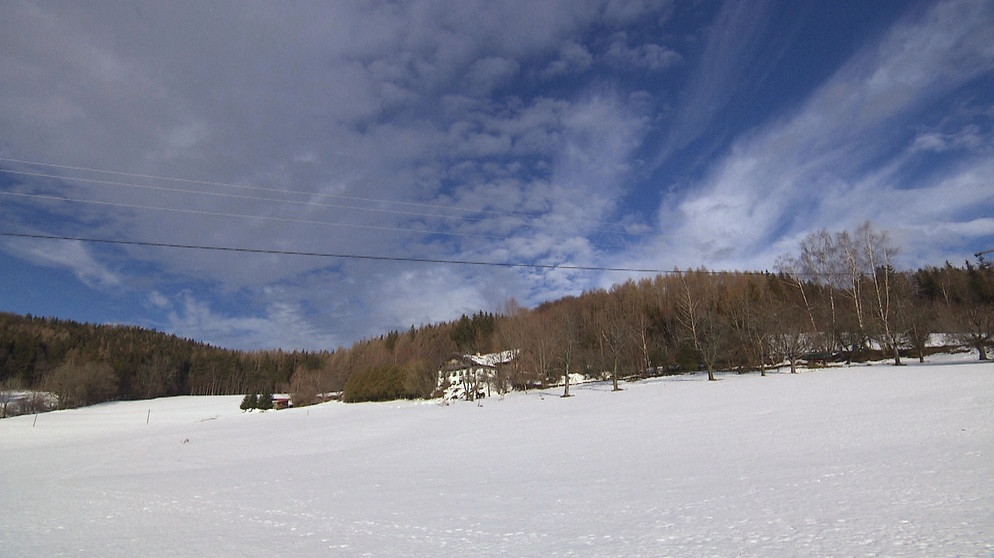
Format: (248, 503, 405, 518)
(465, 350, 518, 367)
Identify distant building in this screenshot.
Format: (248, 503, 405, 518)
(438, 350, 518, 399)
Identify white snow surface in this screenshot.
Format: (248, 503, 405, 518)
(2, 354, 993, 557)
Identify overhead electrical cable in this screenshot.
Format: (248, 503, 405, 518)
(0, 168, 486, 223)
(0, 190, 502, 240)
(0, 231, 675, 274)
(0, 156, 645, 240)
(0, 156, 540, 219)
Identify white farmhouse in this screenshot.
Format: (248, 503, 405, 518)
(438, 350, 518, 399)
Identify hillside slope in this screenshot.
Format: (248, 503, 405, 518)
(1, 355, 992, 557)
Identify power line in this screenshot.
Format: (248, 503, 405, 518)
(0, 190, 503, 240)
(0, 167, 485, 223)
(0, 156, 645, 241)
(0, 155, 540, 219)
(0, 231, 673, 273)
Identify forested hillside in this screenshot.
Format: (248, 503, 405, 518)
(0, 314, 334, 410)
(336, 224, 993, 399)
(2, 223, 992, 412)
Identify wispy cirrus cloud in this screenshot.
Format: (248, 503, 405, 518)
(628, 0, 994, 272)
(6, 238, 120, 289)
(656, 0, 775, 161)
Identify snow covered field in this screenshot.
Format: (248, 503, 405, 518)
(2, 354, 993, 557)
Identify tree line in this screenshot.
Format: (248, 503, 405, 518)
(333, 222, 993, 399)
(0, 314, 334, 411)
(2, 222, 992, 411)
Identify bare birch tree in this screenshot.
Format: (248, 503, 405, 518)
(676, 270, 726, 381)
(555, 301, 581, 397)
(856, 222, 905, 364)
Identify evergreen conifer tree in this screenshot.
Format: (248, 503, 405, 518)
(239, 393, 258, 411)
(257, 389, 273, 410)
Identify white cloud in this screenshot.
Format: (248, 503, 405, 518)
(551, 93, 647, 221)
(163, 290, 341, 351)
(911, 125, 986, 153)
(10, 239, 120, 289)
(657, 0, 774, 159)
(542, 41, 594, 78)
(604, 33, 682, 71)
(633, 0, 994, 272)
(165, 294, 274, 348)
(372, 268, 489, 330)
(601, 0, 674, 25)
(146, 291, 171, 310)
(465, 57, 521, 95)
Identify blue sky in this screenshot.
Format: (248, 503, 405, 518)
(2, 0, 993, 351)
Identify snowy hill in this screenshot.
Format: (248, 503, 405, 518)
(2, 354, 992, 557)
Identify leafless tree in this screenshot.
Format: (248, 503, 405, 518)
(555, 300, 581, 397)
(857, 222, 905, 364)
(45, 359, 118, 409)
(724, 274, 777, 376)
(797, 230, 846, 351)
(289, 367, 322, 407)
(772, 303, 814, 374)
(775, 256, 821, 344)
(837, 229, 868, 337)
(521, 310, 559, 389)
(676, 270, 727, 381)
(905, 290, 938, 363)
(495, 299, 530, 391)
(599, 286, 632, 390)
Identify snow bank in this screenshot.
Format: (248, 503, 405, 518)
(1, 355, 992, 557)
